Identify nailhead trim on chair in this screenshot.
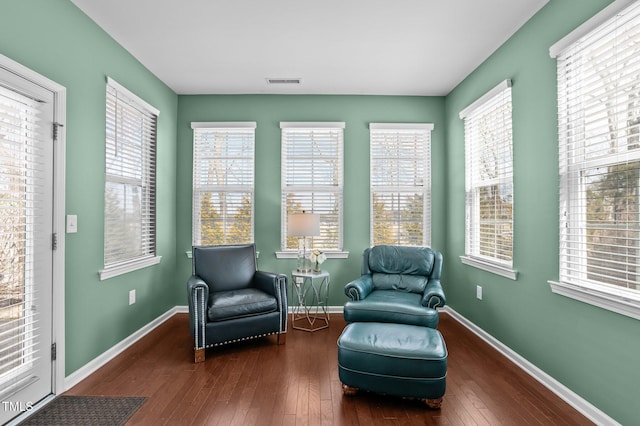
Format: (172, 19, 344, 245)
(194, 286, 207, 351)
(277, 275, 288, 332)
(196, 331, 286, 349)
(194, 275, 289, 351)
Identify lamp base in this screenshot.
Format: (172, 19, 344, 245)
(297, 236, 310, 272)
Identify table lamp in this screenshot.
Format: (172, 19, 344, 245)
(288, 211, 320, 272)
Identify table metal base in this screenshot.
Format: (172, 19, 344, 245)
(291, 270, 330, 332)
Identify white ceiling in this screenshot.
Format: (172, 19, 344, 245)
(70, 0, 548, 96)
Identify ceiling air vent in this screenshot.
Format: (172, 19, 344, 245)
(266, 78, 302, 85)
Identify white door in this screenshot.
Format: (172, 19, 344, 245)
(0, 66, 55, 424)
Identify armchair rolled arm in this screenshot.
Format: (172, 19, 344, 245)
(254, 270, 288, 332)
(253, 270, 279, 296)
(187, 275, 209, 349)
(421, 279, 446, 308)
(344, 275, 373, 301)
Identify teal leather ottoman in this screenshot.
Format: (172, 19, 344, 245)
(337, 322, 447, 408)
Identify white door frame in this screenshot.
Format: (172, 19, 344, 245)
(0, 53, 66, 399)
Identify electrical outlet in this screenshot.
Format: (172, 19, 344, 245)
(129, 289, 136, 305)
(476, 285, 483, 300)
(296, 277, 304, 285)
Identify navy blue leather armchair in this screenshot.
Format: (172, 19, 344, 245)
(343, 245, 446, 329)
(187, 244, 288, 362)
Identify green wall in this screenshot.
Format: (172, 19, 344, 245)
(0, 1, 179, 375)
(176, 95, 446, 305)
(445, 1, 639, 424)
(2, 0, 638, 423)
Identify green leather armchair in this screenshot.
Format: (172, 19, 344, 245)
(343, 245, 446, 328)
(187, 244, 288, 362)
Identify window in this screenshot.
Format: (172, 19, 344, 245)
(369, 123, 432, 246)
(460, 80, 516, 279)
(100, 77, 160, 280)
(279, 122, 344, 254)
(550, 0, 640, 319)
(191, 122, 255, 246)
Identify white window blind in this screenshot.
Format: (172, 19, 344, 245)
(103, 78, 158, 273)
(191, 122, 256, 246)
(281, 122, 344, 251)
(369, 123, 432, 247)
(556, 1, 640, 293)
(461, 80, 514, 267)
(0, 83, 50, 400)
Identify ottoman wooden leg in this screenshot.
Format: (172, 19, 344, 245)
(341, 383, 359, 396)
(423, 397, 443, 409)
(194, 348, 205, 363)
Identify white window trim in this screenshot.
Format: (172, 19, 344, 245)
(192, 121, 256, 129)
(369, 123, 433, 247)
(190, 121, 256, 246)
(187, 250, 260, 259)
(99, 255, 162, 281)
(280, 121, 345, 129)
(370, 123, 434, 131)
(460, 252, 518, 279)
(106, 77, 159, 116)
(275, 251, 349, 259)
(549, 0, 637, 58)
(101, 77, 159, 280)
(459, 80, 511, 120)
(280, 121, 345, 253)
(549, 0, 640, 320)
(461, 79, 516, 277)
(548, 280, 640, 321)
(460, 255, 518, 280)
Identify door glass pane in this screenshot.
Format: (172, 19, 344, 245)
(0, 82, 49, 397)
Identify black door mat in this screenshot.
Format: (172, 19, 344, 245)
(19, 395, 146, 426)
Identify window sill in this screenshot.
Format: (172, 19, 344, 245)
(275, 251, 349, 259)
(460, 255, 518, 280)
(99, 256, 162, 281)
(548, 280, 640, 321)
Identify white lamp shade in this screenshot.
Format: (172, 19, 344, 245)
(288, 212, 320, 236)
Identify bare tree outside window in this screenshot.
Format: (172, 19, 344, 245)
(192, 124, 255, 246)
(370, 124, 432, 247)
(281, 124, 344, 252)
(462, 81, 513, 266)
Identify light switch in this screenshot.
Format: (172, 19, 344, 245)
(66, 215, 78, 233)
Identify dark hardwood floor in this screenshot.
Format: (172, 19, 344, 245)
(65, 313, 591, 425)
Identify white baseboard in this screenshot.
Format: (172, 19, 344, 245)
(442, 306, 619, 426)
(288, 305, 344, 314)
(174, 305, 188, 314)
(64, 306, 181, 390)
(327, 305, 344, 314)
